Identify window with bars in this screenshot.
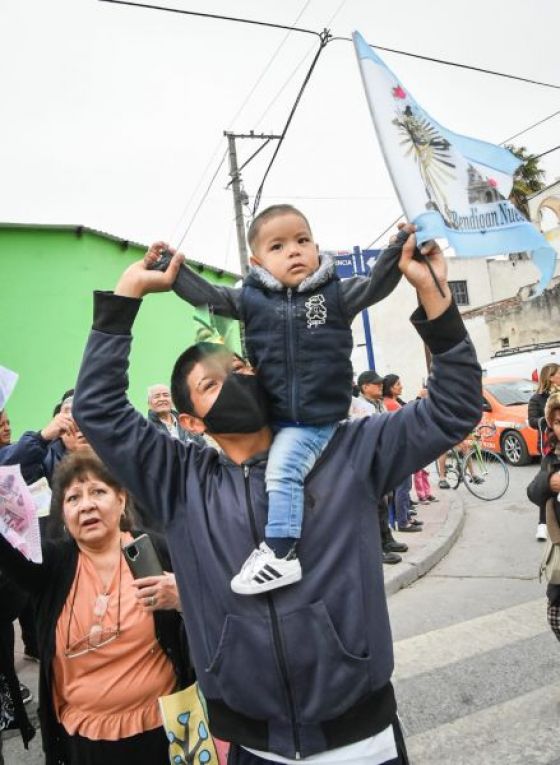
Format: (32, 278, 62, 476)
(448, 280, 470, 306)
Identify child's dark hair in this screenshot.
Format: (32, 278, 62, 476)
(247, 205, 312, 252)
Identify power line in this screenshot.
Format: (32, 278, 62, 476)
(168, 0, 312, 244)
(252, 29, 331, 215)
(364, 215, 404, 250)
(501, 109, 560, 144)
(332, 36, 560, 90)
(534, 145, 560, 160)
(101, 1, 559, 91)
(175, 149, 228, 251)
(98, 0, 320, 36)
(227, 0, 314, 131)
(254, 0, 348, 130)
(254, 45, 316, 129)
(251, 194, 396, 201)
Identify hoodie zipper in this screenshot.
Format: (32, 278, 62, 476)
(286, 289, 299, 423)
(243, 465, 301, 758)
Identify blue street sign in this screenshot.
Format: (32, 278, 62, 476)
(330, 247, 382, 371)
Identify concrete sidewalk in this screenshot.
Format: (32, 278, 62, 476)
(384, 490, 465, 596)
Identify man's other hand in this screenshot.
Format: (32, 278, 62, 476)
(398, 225, 451, 319)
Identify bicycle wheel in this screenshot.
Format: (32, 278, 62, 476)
(462, 448, 509, 500)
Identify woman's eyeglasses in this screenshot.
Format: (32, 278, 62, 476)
(64, 557, 122, 659)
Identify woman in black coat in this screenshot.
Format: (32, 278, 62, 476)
(0, 450, 192, 765)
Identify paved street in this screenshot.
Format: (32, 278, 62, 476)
(389, 462, 559, 764)
(3, 461, 554, 764)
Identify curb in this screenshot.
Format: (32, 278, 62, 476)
(384, 493, 466, 596)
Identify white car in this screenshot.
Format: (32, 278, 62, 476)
(481, 342, 560, 382)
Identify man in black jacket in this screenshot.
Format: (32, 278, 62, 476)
(74, 232, 482, 764)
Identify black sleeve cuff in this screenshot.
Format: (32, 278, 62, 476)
(92, 290, 142, 334)
(410, 298, 466, 354)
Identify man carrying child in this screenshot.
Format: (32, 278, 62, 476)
(74, 212, 482, 765)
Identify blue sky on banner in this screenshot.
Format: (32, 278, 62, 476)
(352, 31, 556, 293)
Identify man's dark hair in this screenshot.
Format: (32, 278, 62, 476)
(49, 449, 136, 538)
(247, 204, 312, 252)
(357, 371, 383, 391)
(171, 342, 229, 415)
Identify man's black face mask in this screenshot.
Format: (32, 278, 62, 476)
(202, 373, 269, 434)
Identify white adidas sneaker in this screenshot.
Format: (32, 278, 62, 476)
(231, 542, 302, 595)
(536, 523, 548, 541)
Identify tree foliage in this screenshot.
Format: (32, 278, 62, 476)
(505, 144, 546, 218)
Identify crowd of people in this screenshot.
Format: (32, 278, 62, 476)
(1, 206, 485, 765)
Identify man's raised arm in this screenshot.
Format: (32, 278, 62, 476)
(73, 252, 195, 526)
(345, 231, 482, 495)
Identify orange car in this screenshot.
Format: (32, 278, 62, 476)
(478, 376, 539, 466)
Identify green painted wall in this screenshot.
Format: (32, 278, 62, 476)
(0, 225, 240, 437)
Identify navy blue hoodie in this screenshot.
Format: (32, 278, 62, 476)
(74, 292, 481, 759)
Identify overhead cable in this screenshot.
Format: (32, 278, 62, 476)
(534, 144, 560, 160)
(364, 215, 404, 250)
(168, 0, 312, 243)
(252, 29, 331, 215)
(501, 109, 560, 144)
(227, 0, 314, 131)
(175, 148, 228, 251)
(331, 36, 560, 90)
(98, 0, 320, 37)
(100, 1, 559, 90)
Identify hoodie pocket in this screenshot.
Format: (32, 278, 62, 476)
(205, 614, 286, 720)
(280, 601, 371, 721)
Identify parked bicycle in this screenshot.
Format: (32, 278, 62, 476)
(440, 423, 510, 500)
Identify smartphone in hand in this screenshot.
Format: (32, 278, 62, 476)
(122, 534, 163, 579)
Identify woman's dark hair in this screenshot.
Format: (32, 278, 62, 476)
(382, 374, 400, 398)
(48, 449, 135, 538)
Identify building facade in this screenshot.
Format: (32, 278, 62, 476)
(1, 224, 239, 435)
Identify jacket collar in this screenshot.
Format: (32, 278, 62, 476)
(218, 449, 269, 467)
(246, 252, 336, 293)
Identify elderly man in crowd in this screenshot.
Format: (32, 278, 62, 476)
(147, 384, 205, 447)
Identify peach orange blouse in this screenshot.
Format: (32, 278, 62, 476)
(51, 535, 176, 740)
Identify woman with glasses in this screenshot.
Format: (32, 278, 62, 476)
(0, 450, 191, 765)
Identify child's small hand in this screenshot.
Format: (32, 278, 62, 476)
(115, 249, 185, 299)
(144, 241, 172, 268)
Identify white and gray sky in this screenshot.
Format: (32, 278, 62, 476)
(1, 0, 559, 272)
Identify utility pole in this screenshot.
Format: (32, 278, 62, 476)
(224, 130, 282, 275)
(225, 132, 249, 275)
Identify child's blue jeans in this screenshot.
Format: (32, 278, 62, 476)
(265, 423, 336, 539)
